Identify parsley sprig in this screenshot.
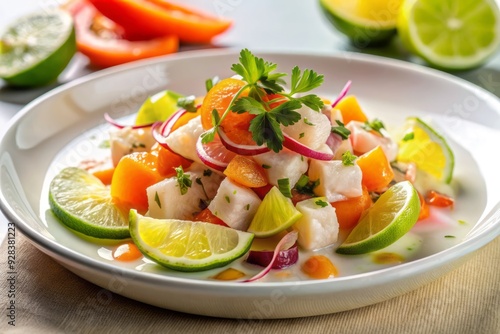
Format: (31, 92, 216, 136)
(201, 49, 325, 152)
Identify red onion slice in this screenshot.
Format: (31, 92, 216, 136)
(218, 128, 270, 156)
(104, 113, 154, 129)
(243, 231, 298, 283)
(246, 243, 298, 269)
(331, 80, 352, 108)
(283, 133, 334, 161)
(325, 132, 343, 155)
(196, 133, 236, 171)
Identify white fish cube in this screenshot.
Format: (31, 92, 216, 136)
(308, 159, 362, 202)
(147, 163, 224, 220)
(253, 148, 308, 188)
(164, 115, 203, 163)
(281, 105, 331, 150)
(110, 127, 156, 166)
(293, 198, 339, 250)
(347, 121, 398, 162)
(208, 178, 261, 231)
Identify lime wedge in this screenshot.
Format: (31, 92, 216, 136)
(49, 167, 129, 239)
(247, 186, 303, 238)
(397, 0, 500, 71)
(320, 0, 403, 46)
(397, 117, 454, 184)
(129, 210, 254, 272)
(336, 181, 420, 255)
(134, 90, 184, 126)
(0, 10, 76, 87)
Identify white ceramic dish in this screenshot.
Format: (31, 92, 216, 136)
(1, 50, 500, 319)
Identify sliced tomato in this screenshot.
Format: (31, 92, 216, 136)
(66, 0, 178, 68)
(88, 0, 232, 44)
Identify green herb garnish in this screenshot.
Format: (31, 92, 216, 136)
(342, 151, 357, 166)
(315, 199, 328, 208)
(278, 178, 292, 198)
(331, 120, 351, 140)
(175, 166, 192, 195)
(363, 119, 386, 135)
(201, 49, 324, 153)
(177, 95, 197, 112)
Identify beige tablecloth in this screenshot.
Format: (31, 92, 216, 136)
(1, 232, 499, 334)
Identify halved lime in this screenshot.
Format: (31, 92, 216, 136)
(397, 117, 454, 184)
(247, 186, 303, 238)
(397, 0, 500, 71)
(320, 0, 403, 46)
(134, 90, 184, 126)
(49, 167, 129, 239)
(0, 9, 76, 87)
(129, 210, 254, 272)
(336, 181, 420, 255)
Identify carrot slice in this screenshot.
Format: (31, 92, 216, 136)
(356, 146, 394, 192)
(110, 152, 163, 214)
(224, 155, 268, 188)
(150, 143, 192, 177)
(335, 95, 368, 125)
(331, 186, 372, 230)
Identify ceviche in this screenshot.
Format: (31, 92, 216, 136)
(48, 49, 460, 281)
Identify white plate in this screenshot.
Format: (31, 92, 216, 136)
(2, 50, 500, 319)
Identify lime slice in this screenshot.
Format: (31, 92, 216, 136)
(397, 0, 500, 71)
(320, 0, 403, 46)
(0, 10, 76, 87)
(397, 117, 454, 184)
(134, 90, 184, 125)
(129, 210, 254, 272)
(247, 186, 303, 238)
(49, 167, 129, 239)
(336, 181, 420, 255)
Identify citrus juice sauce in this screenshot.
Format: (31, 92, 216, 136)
(40, 110, 483, 282)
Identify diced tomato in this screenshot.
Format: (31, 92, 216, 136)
(65, 0, 178, 68)
(88, 0, 232, 43)
(193, 208, 228, 227)
(418, 191, 430, 220)
(426, 190, 454, 208)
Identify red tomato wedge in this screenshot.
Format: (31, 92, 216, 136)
(65, 0, 178, 67)
(88, 0, 232, 43)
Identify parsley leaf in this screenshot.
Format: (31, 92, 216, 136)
(331, 120, 351, 140)
(249, 113, 284, 152)
(175, 166, 192, 195)
(205, 76, 219, 92)
(289, 66, 324, 95)
(363, 119, 386, 135)
(177, 95, 197, 112)
(342, 151, 357, 166)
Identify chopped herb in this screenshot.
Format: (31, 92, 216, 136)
(195, 177, 210, 202)
(363, 119, 386, 135)
(205, 76, 219, 92)
(342, 151, 357, 166)
(175, 166, 192, 195)
(203, 169, 213, 177)
(278, 178, 292, 198)
(444, 235, 456, 238)
(262, 164, 271, 169)
(224, 195, 231, 203)
(458, 220, 467, 225)
(98, 140, 110, 149)
(315, 199, 328, 208)
(303, 118, 315, 126)
(402, 132, 415, 141)
(177, 95, 198, 112)
(295, 175, 319, 196)
(154, 192, 162, 208)
(299, 132, 305, 139)
(131, 142, 146, 149)
(202, 49, 324, 153)
(245, 204, 250, 211)
(331, 120, 351, 140)
(233, 190, 237, 195)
